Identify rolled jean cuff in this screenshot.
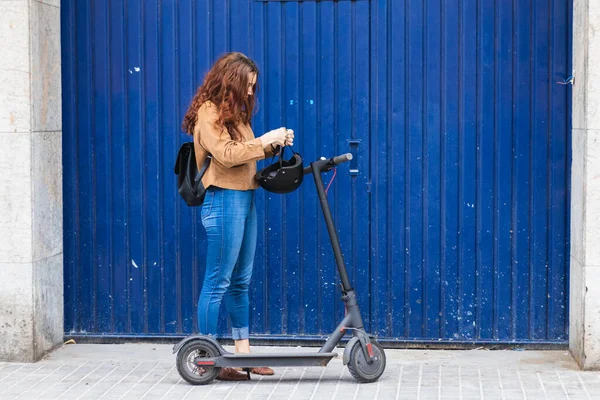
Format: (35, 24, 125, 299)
(231, 327, 249, 340)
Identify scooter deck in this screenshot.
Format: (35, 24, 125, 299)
(200, 352, 338, 368)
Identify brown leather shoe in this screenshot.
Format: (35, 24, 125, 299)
(216, 367, 250, 381)
(250, 367, 274, 375)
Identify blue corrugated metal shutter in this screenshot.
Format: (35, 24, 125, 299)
(366, 0, 571, 343)
(62, 0, 571, 344)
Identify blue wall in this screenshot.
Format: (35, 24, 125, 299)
(62, 0, 572, 344)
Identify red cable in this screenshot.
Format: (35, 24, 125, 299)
(325, 168, 337, 195)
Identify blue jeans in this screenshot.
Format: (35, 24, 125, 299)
(197, 187, 257, 340)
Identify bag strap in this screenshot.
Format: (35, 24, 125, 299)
(195, 154, 212, 182)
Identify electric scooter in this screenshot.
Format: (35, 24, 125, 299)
(173, 153, 386, 385)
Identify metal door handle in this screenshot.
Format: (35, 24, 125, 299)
(348, 140, 360, 176)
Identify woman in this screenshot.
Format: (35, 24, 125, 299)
(181, 52, 293, 381)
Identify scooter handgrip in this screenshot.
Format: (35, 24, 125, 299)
(332, 153, 353, 165)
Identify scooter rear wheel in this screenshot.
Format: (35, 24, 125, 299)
(347, 340, 386, 383)
(176, 340, 221, 385)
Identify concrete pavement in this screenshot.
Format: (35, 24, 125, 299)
(0, 343, 598, 399)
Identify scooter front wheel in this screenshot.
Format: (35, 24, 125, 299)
(176, 340, 221, 385)
(347, 340, 386, 383)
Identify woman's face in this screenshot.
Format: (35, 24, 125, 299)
(247, 73, 257, 97)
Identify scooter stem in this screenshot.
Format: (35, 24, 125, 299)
(310, 161, 353, 293)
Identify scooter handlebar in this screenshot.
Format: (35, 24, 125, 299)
(303, 153, 353, 175)
(332, 153, 353, 165)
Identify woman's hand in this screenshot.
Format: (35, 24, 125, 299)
(260, 127, 295, 147)
(284, 129, 294, 147)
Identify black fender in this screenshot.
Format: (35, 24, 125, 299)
(343, 337, 361, 365)
(172, 335, 228, 355)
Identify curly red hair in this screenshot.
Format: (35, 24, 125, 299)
(182, 52, 259, 141)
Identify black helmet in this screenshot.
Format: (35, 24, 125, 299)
(255, 146, 304, 194)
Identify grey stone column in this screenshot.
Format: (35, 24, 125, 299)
(0, 0, 63, 362)
(571, 0, 600, 370)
